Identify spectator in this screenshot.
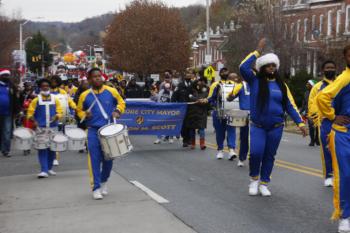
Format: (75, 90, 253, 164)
(0, 69, 20, 157)
(142, 77, 154, 98)
(125, 77, 142, 98)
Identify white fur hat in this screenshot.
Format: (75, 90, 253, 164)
(256, 53, 280, 71)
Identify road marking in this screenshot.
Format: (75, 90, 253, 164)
(130, 180, 169, 204)
(205, 142, 323, 178)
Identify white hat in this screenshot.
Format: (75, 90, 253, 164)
(0, 69, 11, 76)
(256, 53, 280, 71)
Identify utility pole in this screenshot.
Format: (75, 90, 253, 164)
(206, 0, 212, 64)
(41, 41, 45, 77)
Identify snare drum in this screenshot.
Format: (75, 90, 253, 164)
(226, 109, 249, 127)
(50, 133, 68, 152)
(98, 124, 132, 160)
(65, 128, 87, 151)
(33, 129, 51, 150)
(13, 127, 35, 150)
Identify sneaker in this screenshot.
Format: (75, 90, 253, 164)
(308, 142, 315, 147)
(169, 138, 174, 144)
(216, 150, 224, 160)
(154, 139, 161, 144)
(48, 170, 57, 176)
(37, 172, 49, 178)
(324, 178, 333, 187)
(183, 143, 189, 148)
(228, 149, 237, 161)
(237, 160, 245, 167)
(53, 159, 59, 166)
(93, 189, 103, 200)
(2, 152, 11, 158)
(338, 218, 350, 233)
(101, 183, 108, 196)
(259, 184, 272, 197)
(249, 180, 259, 196)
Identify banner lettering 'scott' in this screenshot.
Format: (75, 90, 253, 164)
(117, 101, 188, 136)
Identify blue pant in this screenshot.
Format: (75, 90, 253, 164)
(239, 125, 249, 161)
(319, 121, 333, 178)
(87, 128, 113, 191)
(0, 115, 12, 153)
(329, 130, 350, 220)
(38, 149, 55, 173)
(212, 111, 236, 150)
(249, 124, 284, 183)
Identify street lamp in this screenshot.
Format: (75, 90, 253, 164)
(205, 0, 212, 64)
(23, 36, 33, 50)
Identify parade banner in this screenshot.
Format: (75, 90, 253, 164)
(117, 101, 188, 136)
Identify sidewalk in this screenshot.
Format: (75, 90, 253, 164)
(0, 169, 197, 233)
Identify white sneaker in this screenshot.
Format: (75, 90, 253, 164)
(249, 180, 259, 196)
(338, 218, 350, 233)
(101, 183, 108, 196)
(154, 139, 161, 144)
(48, 170, 57, 176)
(216, 150, 224, 160)
(237, 160, 245, 167)
(93, 189, 103, 200)
(169, 139, 174, 144)
(228, 149, 237, 161)
(324, 177, 333, 187)
(53, 159, 59, 166)
(259, 185, 272, 197)
(37, 172, 49, 178)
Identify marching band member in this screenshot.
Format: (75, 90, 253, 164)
(308, 60, 337, 187)
(27, 79, 63, 178)
(77, 68, 125, 200)
(65, 78, 78, 98)
(204, 68, 237, 160)
(240, 38, 306, 196)
(227, 75, 250, 167)
(50, 75, 77, 166)
(317, 46, 350, 233)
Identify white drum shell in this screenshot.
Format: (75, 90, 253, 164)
(13, 128, 35, 151)
(65, 128, 87, 151)
(33, 135, 50, 150)
(221, 84, 240, 111)
(50, 133, 68, 152)
(226, 110, 249, 127)
(98, 124, 132, 160)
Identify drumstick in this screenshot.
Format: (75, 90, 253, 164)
(80, 100, 96, 123)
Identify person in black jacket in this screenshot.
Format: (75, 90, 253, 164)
(125, 77, 142, 99)
(187, 78, 209, 150)
(171, 69, 196, 147)
(0, 69, 20, 157)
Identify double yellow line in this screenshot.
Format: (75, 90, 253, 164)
(205, 142, 323, 178)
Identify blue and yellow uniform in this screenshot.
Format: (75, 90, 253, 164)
(207, 80, 236, 151)
(51, 87, 77, 111)
(229, 82, 250, 162)
(65, 85, 78, 98)
(27, 94, 62, 173)
(240, 51, 304, 183)
(317, 67, 350, 221)
(308, 78, 334, 179)
(77, 85, 125, 191)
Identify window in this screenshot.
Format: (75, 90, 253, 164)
(320, 14, 324, 35)
(345, 5, 350, 33)
(311, 15, 316, 40)
(327, 10, 332, 37)
(304, 18, 308, 42)
(290, 23, 295, 40)
(336, 10, 341, 36)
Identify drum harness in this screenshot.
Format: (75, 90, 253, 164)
(38, 94, 56, 128)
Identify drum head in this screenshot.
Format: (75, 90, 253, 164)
(52, 134, 68, 142)
(14, 128, 33, 139)
(100, 124, 124, 136)
(65, 128, 86, 139)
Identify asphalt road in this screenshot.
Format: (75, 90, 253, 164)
(0, 126, 337, 233)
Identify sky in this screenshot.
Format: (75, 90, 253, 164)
(1, 0, 204, 22)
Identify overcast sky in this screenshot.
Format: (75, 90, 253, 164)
(1, 0, 204, 22)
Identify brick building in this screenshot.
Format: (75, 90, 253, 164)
(282, 0, 350, 77)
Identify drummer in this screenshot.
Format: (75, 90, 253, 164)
(227, 75, 250, 167)
(27, 78, 63, 178)
(77, 67, 125, 200)
(50, 75, 77, 166)
(201, 68, 237, 160)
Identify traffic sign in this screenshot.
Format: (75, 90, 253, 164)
(204, 65, 215, 82)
